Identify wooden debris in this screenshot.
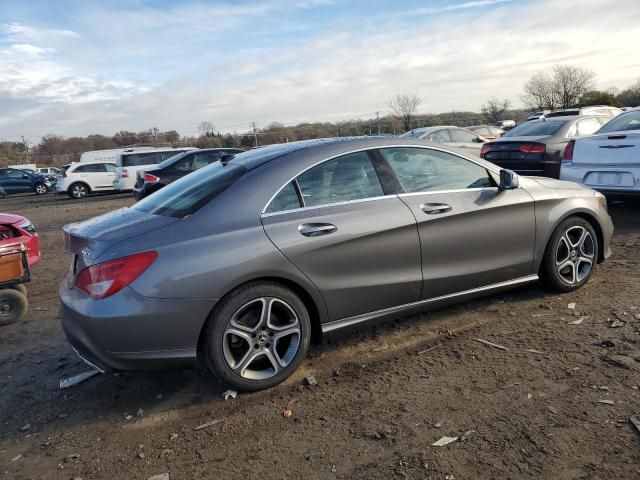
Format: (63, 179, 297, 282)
(417, 344, 442, 355)
(474, 338, 508, 351)
(194, 419, 225, 431)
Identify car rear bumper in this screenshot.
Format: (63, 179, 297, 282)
(133, 183, 162, 201)
(59, 282, 217, 371)
(560, 164, 640, 196)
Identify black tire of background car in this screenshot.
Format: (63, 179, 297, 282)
(541, 216, 598, 293)
(203, 281, 311, 392)
(0, 288, 29, 326)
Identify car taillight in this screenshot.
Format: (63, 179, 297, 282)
(562, 140, 575, 161)
(74, 251, 157, 300)
(480, 144, 493, 157)
(122, 169, 129, 178)
(518, 144, 546, 154)
(144, 173, 160, 183)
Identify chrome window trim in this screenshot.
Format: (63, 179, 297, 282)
(321, 274, 539, 333)
(260, 144, 501, 215)
(261, 194, 397, 218)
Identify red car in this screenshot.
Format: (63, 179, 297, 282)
(0, 214, 41, 267)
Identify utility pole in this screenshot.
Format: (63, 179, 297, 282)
(452, 110, 456, 125)
(20, 136, 29, 164)
(336, 124, 339, 138)
(369, 119, 372, 136)
(376, 111, 380, 135)
(251, 122, 258, 147)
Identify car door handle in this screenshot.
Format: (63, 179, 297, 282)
(421, 203, 452, 215)
(298, 223, 337, 237)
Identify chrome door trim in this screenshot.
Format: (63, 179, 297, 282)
(261, 194, 397, 218)
(398, 187, 498, 198)
(320, 274, 539, 333)
(261, 144, 502, 214)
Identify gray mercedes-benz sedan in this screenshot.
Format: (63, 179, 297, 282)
(59, 137, 613, 391)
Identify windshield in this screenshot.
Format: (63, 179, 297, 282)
(597, 111, 640, 133)
(399, 130, 427, 139)
(503, 121, 564, 137)
(133, 161, 247, 218)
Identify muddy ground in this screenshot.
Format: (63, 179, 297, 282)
(0, 192, 639, 480)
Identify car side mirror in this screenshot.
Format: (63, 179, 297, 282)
(22, 174, 29, 179)
(499, 169, 519, 190)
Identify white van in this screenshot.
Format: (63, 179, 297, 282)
(113, 147, 196, 191)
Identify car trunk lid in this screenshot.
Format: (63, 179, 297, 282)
(572, 132, 640, 166)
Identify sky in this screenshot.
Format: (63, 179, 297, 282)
(1, 0, 639, 142)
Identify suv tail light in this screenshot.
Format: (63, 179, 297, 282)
(144, 173, 160, 183)
(480, 144, 493, 157)
(75, 251, 157, 300)
(121, 169, 129, 178)
(562, 140, 575, 162)
(518, 144, 546, 154)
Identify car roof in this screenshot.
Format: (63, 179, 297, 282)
(71, 160, 115, 166)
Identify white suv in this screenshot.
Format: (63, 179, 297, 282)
(113, 147, 196, 191)
(56, 161, 117, 199)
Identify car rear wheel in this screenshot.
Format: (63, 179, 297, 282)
(203, 282, 311, 391)
(34, 183, 48, 195)
(541, 216, 598, 292)
(0, 288, 28, 326)
(68, 183, 89, 199)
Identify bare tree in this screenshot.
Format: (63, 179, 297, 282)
(521, 65, 596, 111)
(553, 65, 596, 109)
(481, 97, 511, 123)
(387, 93, 422, 131)
(197, 121, 215, 137)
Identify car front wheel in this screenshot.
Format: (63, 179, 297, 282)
(203, 282, 311, 391)
(34, 183, 48, 195)
(541, 216, 598, 292)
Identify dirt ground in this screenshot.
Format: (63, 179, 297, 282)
(0, 192, 639, 480)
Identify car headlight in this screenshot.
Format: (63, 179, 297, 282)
(594, 191, 608, 213)
(17, 219, 36, 234)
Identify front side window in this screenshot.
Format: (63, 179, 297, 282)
(7, 169, 25, 178)
(380, 147, 493, 193)
(296, 151, 383, 207)
(597, 111, 640, 133)
(193, 152, 220, 170)
(450, 128, 478, 143)
(172, 154, 195, 172)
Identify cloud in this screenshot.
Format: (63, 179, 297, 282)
(1, 0, 640, 141)
(5, 43, 55, 57)
(414, 0, 513, 15)
(3, 22, 79, 40)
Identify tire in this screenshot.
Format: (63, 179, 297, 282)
(10, 284, 27, 296)
(0, 289, 28, 326)
(68, 182, 89, 199)
(34, 183, 48, 195)
(541, 216, 598, 293)
(203, 281, 311, 392)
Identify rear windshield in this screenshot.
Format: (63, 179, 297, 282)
(597, 111, 640, 133)
(545, 110, 578, 118)
(503, 121, 564, 137)
(399, 130, 427, 138)
(132, 162, 247, 218)
(120, 150, 185, 167)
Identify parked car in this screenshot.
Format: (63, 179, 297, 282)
(55, 161, 117, 199)
(560, 107, 640, 197)
(113, 147, 196, 191)
(59, 137, 612, 392)
(526, 111, 550, 122)
(467, 125, 505, 140)
(0, 213, 41, 267)
(0, 168, 50, 196)
(480, 115, 609, 178)
(37, 167, 60, 176)
(494, 120, 516, 130)
(545, 106, 621, 119)
(399, 126, 487, 155)
(133, 148, 243, 200)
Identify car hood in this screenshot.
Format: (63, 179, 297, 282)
(0, 213, 26, 225)
(63, 207, 179, 261)
(527, 176, 591, 191)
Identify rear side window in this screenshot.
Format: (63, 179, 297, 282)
(133, 162, 246, 218)
(450, 128, 477, 143)
(380, 147, 493, 193)
(295, 152, 383, 207)
(74, 164, 106, 173)
(426, 130, 452, 142)
(597, 111, 640, 133)
(576, 117, 602, 136)
(265, 182, 301, 213)
(503, 121, 564, 137)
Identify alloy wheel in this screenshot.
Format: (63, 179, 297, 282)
(35, 184, 47, 195)
(555, 225, 594, 285)
(72, 185, 87, 198)
(222, 297, 301, 381)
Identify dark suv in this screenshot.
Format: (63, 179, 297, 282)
(0, 168, 50, 196)
(133, 148, 243, 200)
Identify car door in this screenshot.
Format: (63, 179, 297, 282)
(6, 169, 32, 193)
(449, 128, 485, 155)
(378, 146, 536, 299)
(261, 150, 422, 322)
(89, 163, 115, 190)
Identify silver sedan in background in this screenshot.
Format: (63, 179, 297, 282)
(59, 137, 613, 391)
